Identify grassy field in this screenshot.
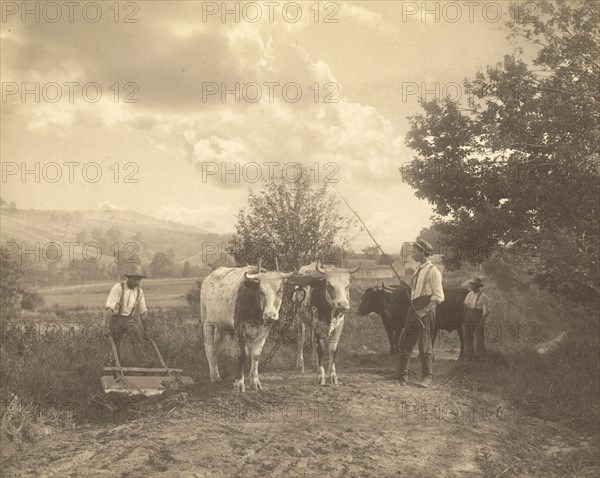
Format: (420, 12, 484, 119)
(39, 277, 201, 309)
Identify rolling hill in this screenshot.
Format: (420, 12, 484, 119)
(0, 207, 232, 266)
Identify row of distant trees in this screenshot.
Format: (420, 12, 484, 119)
(17, 254, 208, 287)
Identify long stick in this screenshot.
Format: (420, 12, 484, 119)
(330, 184, 423, 324)
(332, 186, 404, 284)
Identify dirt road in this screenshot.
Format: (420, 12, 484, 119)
(2, 352, 597, 477)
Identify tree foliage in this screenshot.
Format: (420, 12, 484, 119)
(228, 168, 352, 270)
(404, 0, 599, 305)
(0, 248, 24, 318)
(149, 252, 176, 278)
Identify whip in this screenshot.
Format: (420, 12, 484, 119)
(330, 184, 424, 327)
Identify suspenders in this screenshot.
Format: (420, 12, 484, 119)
(117, 282, 141, 317)
(467, 291, 482, 309)
(412, 263, 433, 298)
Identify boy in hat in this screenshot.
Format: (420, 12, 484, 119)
(398, 238, 444, 388)
(103, 264, 151, 366)
(463, 277, 490, 360)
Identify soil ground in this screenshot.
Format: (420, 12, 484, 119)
(2, 350, 598, 478)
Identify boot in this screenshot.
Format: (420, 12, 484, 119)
(420, 354, 432, 388)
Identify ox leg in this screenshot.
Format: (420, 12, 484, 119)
(384, 321, 395, 355)
(393, 327, 401, 355)
(203, 321, 222, 382)
(315, 332, 326, 385)
(234, 337, 248, 393)
(248, 325, 270, 390)
(296, 322, 305, 373)
(327, 321, 344, 385)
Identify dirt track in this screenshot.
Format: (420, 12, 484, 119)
(2, 351, 597, 477)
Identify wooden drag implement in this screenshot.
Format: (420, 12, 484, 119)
(101, 335, 193, 396)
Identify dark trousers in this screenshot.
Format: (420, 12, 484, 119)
(109, 315, 149, 366)
(398, 295, 436, 381)
(463, 308, 485, 359)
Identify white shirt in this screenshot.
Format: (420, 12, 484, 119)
(105, 282, 147, 315)
(464, 291, 490, 317)
(411, 261, 445, 303)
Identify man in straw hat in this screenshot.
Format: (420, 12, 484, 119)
(398, 238, 445, 388)
(463, 277, 490, 360)
(103, 264, 151, 366)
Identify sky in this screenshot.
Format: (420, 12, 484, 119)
(1, 0, 525, 252)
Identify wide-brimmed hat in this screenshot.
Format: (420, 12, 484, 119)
(414, 238, 434, 254)
(468, 277, 484, 287)
(124, 264, 147, 278)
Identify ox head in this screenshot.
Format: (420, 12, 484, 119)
(289, 261, 361, 317)
(357, 285, 385, 316)
(243, 258, 295, 321)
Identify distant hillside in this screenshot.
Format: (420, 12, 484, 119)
(0, 208, 232, 266)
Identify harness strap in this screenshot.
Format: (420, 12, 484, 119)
(419, 264, 433, 297)
(117, 282, 141, 317)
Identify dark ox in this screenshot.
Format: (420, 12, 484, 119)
(289, 261, 360, 385)
(357, 282, 411, 354)
(357, 283, 468, 358)
(200, 264, 293, 392)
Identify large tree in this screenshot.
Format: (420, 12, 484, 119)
(228, 167, 352, 270)
(404, 0, 599, 305)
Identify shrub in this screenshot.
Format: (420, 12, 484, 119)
(21, 291, 44, 311)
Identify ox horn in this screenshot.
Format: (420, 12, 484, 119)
(348, 262, 361, 274)
(382, 282, 398, 292)
(316, 261, 327, 275)
(275, 257, 279, 271)
(245, 257, 262, 281)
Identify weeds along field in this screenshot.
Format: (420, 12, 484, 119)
(1, 278, 598, 449)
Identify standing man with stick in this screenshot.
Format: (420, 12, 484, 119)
(398, 239, 445, 388)
(103, 264, 151, 366)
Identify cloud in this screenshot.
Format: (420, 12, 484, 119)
(97, 200, 122, 211)
(340, 4, 394, 32)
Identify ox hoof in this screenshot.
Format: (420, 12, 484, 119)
(210, 374, 222, 383)
(317, 375, 326, 386)
(251, 379, 262, 390)
(234, 379, 245, 393)
(330, 375, 338, 385)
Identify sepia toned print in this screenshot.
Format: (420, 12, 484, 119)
(1, 1, 598, 476)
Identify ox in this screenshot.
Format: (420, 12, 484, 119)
(292, 261, 360, 385)
(357, 282, 411, 354)
(358, 283, 468, 358)
(200, 263, 293, 392)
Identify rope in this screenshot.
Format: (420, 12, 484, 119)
(330, 184, 425, 328)
(261, 288, 304, 367)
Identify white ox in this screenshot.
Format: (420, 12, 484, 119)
(294, 261, 360, 385)
(200, 265, 293, 392)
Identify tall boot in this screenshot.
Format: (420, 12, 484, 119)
(419, 354, 433, 388)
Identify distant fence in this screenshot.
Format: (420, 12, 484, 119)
(354, 269, 395, 280)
